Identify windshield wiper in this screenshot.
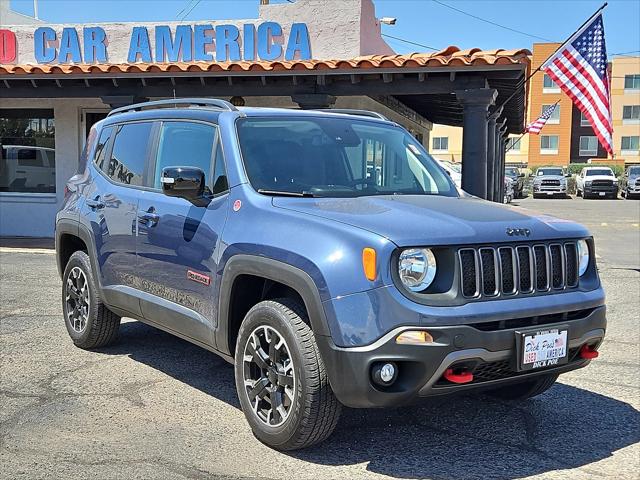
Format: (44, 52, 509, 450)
(257, 189, 316, 197)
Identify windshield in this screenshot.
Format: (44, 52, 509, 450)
(538, 168, 563, 176)
(505, 168, 519, 176)
(586, 169, 613, 176)
(236, 117, 456, 197)
(629, 167, 640, 175)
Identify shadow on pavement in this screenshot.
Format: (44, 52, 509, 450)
(101, 321, 640, 480)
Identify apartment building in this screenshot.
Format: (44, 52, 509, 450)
(611, 56, 640, 163)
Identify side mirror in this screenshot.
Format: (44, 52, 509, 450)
(161, 166, 205, 201)
(518, 173, 525, 178)
(565, 173, 572, 178)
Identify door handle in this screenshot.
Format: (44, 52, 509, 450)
(138, 208, 160, 227)
(86, 196, 105, 209)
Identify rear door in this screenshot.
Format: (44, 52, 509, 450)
(136, 120, 230, 345)
(88, 121, 154, 315)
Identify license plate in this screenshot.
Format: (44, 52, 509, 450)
(547, 192, 554, 195)
(516, 327, 568, 371)
(599, 192, 606, 196)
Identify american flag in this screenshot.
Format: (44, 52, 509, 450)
(541, 13, 612, 154)
(526, 102, 558, 134)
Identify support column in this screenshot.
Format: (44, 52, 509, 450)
(494, 119, 507, 202)
(291, 94, 336, 109)
(455, 88, 498, 199)
(486, 107, 503, 202)
(498, 124, 509, 201)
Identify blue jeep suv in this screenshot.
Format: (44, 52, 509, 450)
(56, 99, 606, 450)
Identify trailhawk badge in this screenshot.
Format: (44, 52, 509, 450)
(187, 270, 211, 286)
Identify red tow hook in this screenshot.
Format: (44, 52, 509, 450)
(580, 344, 600, 359)
(444, 368, 474, 384)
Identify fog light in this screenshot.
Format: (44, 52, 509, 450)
(371, 362, 398, 386)
(396, 330, 433, 345)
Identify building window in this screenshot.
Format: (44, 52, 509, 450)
(580, 111, 591, 127)
(543, 74, 560, 93)
(432, 137, 449, 152)
(624, 74, 640, 90)
(621, 136, 640, 155)
(540, 135, 559, 154)
(0, 109, 55, 194)
(622, 105, 640, 124)
(579, 136, 598, 156)
(506, 137, 521, 152)
(542, 104, 561, 124)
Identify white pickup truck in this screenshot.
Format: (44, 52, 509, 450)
(576, 166, 618, 199)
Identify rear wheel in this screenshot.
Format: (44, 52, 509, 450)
(62, 251, 121, 349)
(487, 373, 559, 401)
(234, 298, 341, 450)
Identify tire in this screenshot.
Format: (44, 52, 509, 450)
(62, 251, 121, 349)
(487, 373, 559, 401)
(577, 188, 582, 197)
(234, 298, 341, 450)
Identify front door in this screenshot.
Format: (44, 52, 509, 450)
(136, 121, 229, 345)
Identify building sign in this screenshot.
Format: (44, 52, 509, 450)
(0, 22, 311, 65)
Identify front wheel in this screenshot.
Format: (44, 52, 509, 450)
(234, 298, 341, 450)
(487, 373, 559, 401)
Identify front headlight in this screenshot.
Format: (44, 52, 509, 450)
(585, 180, 592, 186)
(577, 240, 590, 276)
(398, 248, 437, 292)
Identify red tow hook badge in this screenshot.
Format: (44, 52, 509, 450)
(579, 344, 600, 359)
(444, 368, 474, 384)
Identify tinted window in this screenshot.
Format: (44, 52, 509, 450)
(628, 167, 640, 175)
(538, 168, 563, 176)
(154, 122, 215, 192)
(212, 140, 228, 195)
(586, 169, 613, 176)
(106, 122, 152, 186)
(94, 127, 113, 172)
(237, 117, 455, 198)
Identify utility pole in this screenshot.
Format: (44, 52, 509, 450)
(33, 0, 39, 19)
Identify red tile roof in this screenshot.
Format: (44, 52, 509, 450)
(0, 47, 531, 75)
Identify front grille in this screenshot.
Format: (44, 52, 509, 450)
(541, 179, 560, 186)
(592, 179, 613, 187)
(635, 179, 640, 187)
(459, 242, 580, 299)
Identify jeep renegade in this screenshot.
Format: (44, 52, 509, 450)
(56, 99, 606, 450)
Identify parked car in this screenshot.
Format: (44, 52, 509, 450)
(576, 167, 618, 199)
(437, 159, 461, 188)
(0, 145, 56, 193)
(620, 165, 640, 199)
(56, 99, 606, 451)
(504, 166, 525, 198)
(503, 176, 514, 203)
(532, 167, 569, 198)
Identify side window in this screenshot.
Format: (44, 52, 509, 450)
(93, 127, 113, 172)
(17, 149, 42, 167)
(154, 121, 216, 194)
(106, 122, 152, 186)
(211, 138, 229, 195)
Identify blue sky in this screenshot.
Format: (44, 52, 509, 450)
(10, 0, 640, 57)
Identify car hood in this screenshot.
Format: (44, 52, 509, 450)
(273, 195, 589, 247)
(584, 175, 616, 181)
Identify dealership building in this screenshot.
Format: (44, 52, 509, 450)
(0, 0, 529, 237)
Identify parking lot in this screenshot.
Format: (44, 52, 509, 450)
(1, 197, 639, 480)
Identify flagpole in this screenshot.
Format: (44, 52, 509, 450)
(490, 2, 608, 119)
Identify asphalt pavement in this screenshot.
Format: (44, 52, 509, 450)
(1, 196, 639, 480)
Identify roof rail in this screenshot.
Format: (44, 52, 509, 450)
(315, 109, 389, 121)
(107, 98, 238, 117)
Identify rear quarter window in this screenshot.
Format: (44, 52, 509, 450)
(102, 122, 153, 186)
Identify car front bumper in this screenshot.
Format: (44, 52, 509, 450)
(317, 305, 606, 408)
(533, 185, 567, 195)
(584, 185, 618, 195)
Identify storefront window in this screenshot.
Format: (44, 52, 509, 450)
(0, 109, 55, 193)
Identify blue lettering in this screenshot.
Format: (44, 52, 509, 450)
(257, 22, 282, 61)
(34, 27, 56, 63)
(156, 25, 192, 62)
(243, 24, 256, 61)
(216, 25, 240, 62)
(285, 23, 311, 61)
(58, 28, 82, 63)
(194, 24, 213, 62)
(83, 27, 107, 63)
(128, 27, 152, 63)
